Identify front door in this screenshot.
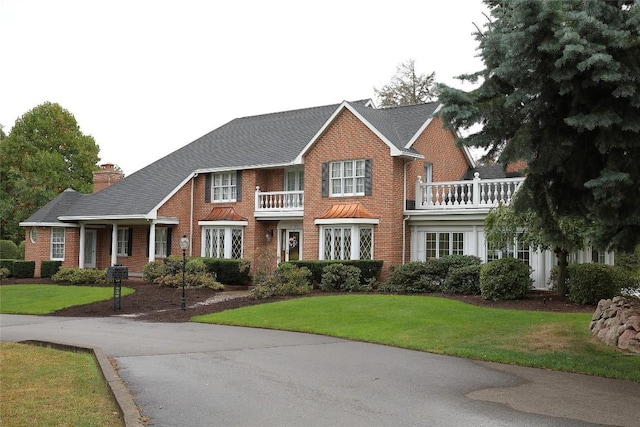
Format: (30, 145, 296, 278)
(281, 230, 301, 262)
(84, 230, 96, 268)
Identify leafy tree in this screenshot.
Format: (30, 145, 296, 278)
(0, 102, 100, 241)
(374, 59, 436, 106)
(438, 0, 640, 252)
(485, 187, 589, 296)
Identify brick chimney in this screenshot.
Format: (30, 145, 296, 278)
(93, 163, 124, 193)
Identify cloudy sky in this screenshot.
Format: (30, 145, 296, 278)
(0, 0, 489, 176)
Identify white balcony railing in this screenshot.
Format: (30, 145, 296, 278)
(255, 187, 304, 214)
(415, 173, 525, 210)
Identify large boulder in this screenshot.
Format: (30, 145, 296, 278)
(590, 297, 640, 354)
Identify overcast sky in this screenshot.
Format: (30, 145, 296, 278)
(0, 0, 489, 176)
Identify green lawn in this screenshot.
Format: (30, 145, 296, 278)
(193, 294, 640, 382)
(0, 342, 123, 427)
(0, 284, 134, 314)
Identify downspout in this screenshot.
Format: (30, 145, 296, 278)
(402, 161, 409, 264)
(403, 215, 410, 264)
(190, 174, 196, 256)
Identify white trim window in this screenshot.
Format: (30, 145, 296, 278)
(202, 226, 243, 259)
(330, 160, 365, 196)
(155, 227, 168, 258)
(320, 225, 373, 260)
(212, 172, 237, 202)
(117, 228, 130, 256)
(425, 232, 464, 259)
(50, 227, 65, 260)
(487, 234, 530, 265)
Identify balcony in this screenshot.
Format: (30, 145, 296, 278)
(414, 173, 525, 212)
(255, 187, 304, 218)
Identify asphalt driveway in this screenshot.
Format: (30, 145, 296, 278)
(1, 314, 639, 426)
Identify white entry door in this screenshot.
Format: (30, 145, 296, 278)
(281, 230, 302, 262)
(84, 230, 97, 268)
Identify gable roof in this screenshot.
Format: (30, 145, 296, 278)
(22, 99, 464, 224)
(296, 101, 441, 162)
(20, 188, 85, 226)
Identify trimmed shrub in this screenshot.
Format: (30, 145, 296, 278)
(480, 258, 532, 301)
(52, 267, 108, 285)
(378, 261, 442, 294)
(143, 260, 166, 283)
(41, 260, 62, 278)
(154, 272, 223, 290)
(320, 263, 366, 292)
(0, 240, 18, 260)
(439, 254, 482, 273)
(12, 260, 35, 278)
(289, 260, 382, 286)
(251, 263, 312, 299)
(202, 258, 251, 285)
(442, 264, 482, 295)
(17, 241, 25, 260)
(163, 255, 185, 275)
(0, 259, 13, 277)
(567, 263, 621, 305)
(0, 267, 10, 279)
(186, 258, 208, 275)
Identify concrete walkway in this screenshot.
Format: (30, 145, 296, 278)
(1, 314, 639, 427)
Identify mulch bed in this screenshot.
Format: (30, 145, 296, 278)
(1, 278, 595, 323)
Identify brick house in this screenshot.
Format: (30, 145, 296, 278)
(20, 99, 612, 287)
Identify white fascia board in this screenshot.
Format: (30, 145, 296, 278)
(455, 129, 477, 169)
(149, 172, 196, 215)
(19, 221, 79, 228)
(314, 218, 380, 225)
(295, 101, 409, 163)
(57, 214, 152, 221)
(404, 103, 442, 149)
(198, 220, 249, 227)
(193, 162, 294, 175)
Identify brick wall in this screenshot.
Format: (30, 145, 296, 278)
(302, 108, 407, 277)
(406, 115, 471, 200)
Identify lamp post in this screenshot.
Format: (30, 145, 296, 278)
(179, 234, 189, 311)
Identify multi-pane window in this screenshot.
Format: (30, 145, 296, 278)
(591, 249, 605, 264)
(212, 172, 237, 202)
(202, 226, 243, 259)
(425, 232, 464, 259)
(330, 160, 365, 196)
(51, 227, 65, 260)
(321, 225, 373, 260)
(486, 234, 530, 264)
(155, 228, 168, 258)
(117, 228, 130, 256)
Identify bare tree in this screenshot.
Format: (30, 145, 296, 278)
(374, 59, 436, 107)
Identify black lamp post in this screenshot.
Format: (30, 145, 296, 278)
(179, 234, 189, 311)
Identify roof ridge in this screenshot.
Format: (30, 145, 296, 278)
(233, 99, 371, 121)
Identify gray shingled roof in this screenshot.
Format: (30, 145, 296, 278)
(349, 101, 440, 152)
(23, 100, 442, 223)
(21, 188, 86, 224)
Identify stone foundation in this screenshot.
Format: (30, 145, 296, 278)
(590, 297, 640, 353)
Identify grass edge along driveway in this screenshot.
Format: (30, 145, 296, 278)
(193, 294, 640, 382)
(0, 284, 134, 314)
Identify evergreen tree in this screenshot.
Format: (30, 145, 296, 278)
(0, 102, 100, 241)
(438, 0, 640, 251)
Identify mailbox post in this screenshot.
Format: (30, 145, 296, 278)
(107, 265, 128, 311)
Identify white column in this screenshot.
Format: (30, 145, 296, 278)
(111, 224, 118, 266)
(148, 223, 156, 262)
(78, 224, 86, 269)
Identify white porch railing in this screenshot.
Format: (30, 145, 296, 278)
(255, 186, 304, 213)
(414, 173, 525, 210)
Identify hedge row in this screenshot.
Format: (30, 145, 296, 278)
(288, 260, 383, 286)
(0, 259, 35, 278)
